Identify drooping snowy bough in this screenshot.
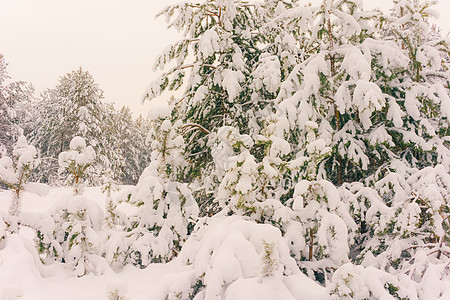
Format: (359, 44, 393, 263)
(153, 215, 329, 300)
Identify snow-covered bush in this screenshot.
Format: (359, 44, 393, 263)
(119, 178, 199, 266)
(357, 162, 450, 278)
(286, 180, 357, 281)
(329, 263, 417, 300)
(107, 280, 129, 300)
(58, 136, 96, 195)
(153, 215, 329, 300)
(112, 119, 199, 267)
(330, 246, 450, 299)
(100, 175, 128, 269)
(101, 169, 120, 198)
(0, 134, 46, 232)
(36, 195, 108, 276)
(212, 126, 355, 281)
(101, 223, 129, 269)
(401, 247, 450, 299)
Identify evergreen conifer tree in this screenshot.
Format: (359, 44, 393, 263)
(138, 0, 449, 297)
(115, 119, 199, 267)
(0, 134, 44, 233)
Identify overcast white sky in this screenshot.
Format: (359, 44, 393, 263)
(1, 0, 449, 117)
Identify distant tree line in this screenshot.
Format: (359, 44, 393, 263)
(0, 56, 151, 185)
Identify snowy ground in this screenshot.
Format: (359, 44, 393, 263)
(3, 186, 448, 299)
(0, 187, 182, 300)
(0, 187, 330, 300)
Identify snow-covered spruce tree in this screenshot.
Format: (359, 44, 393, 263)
(37, 137, 108, 276)
(121, 107, 153, 185)
(114, 119, 199, 267)
(99, 169, 129, 270)
(138, 1, 335, 296)
(262, 0, 387, 282)
(101, 190, 128, 269)
(0, 134, 46, 233)
(101, 169, 120, 198)
(142, 0, 450, 296)
(372, 0, 450, 171)
(143, 0, 307, 206)
(144, 0, 351, 283)
(29, 68, 105, 184)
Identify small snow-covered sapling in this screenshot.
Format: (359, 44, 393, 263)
(107, 280, 128, 300)
(58, 136, 96, 195)
(101, 169, 120, 198)
(0, 134, 42, 232)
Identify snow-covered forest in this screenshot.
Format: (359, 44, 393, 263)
(1, 0, 449, 299)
